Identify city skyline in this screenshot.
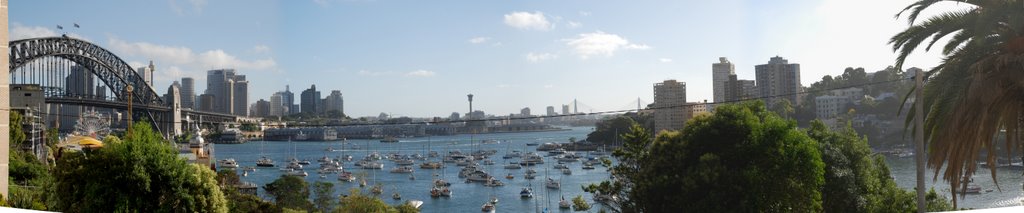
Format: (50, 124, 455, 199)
(9, 0, 959, 117)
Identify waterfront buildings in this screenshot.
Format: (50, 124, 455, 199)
(546, 106, 556, 116)
(653, 79, 688, 133)
(712, 57, 735, 103)
(253, 99, 271, 117)
(814, 88, 865, 119)
(269, 92, 286, 117)
(281, 85, 297, 115)
(755, 56, 802, 106)
(135, 61, 155, 88)
(205, 69, 249, 116)
(520, 107, 531, 117)
(324, 90, 344, 115)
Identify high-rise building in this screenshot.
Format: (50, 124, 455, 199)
(135, 61, 155, 89)
(546, 106, 556, 116)
(449, 112, 461, 120)
(755, 56, 802, 106)
(204, 69, 248, 115)
(301, 85, 321, 114)
(520, 107, 531, 117)
(324, 90, 344, 115)
(199, 94, 215, 112)
(269, 92, 285, 117)
(281, 85, 296, 115)
(561, 105, 570, 115)
(653, 79, 688, 133)
(712, 57, 735, 103)
(180, 77, 195, 109)
(253, 99, 271, 117)
(60, 65, 96, 132)
(724, 74, 757, 102)
(233, 75, 248, 116)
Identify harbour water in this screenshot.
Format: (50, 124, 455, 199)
(215, 126, 1024, 211)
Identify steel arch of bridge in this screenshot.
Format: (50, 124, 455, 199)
(9, 36, 163, 106)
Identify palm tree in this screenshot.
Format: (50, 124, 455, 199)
(891, 0, 1024, 206)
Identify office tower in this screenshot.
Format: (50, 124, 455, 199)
(281, 85, 296, 115)
(520, 107, 531, 117)
(546, 106, 556, 116)
(301, 85, 321, 114)
(724, 74, 757, 102)
(233, 75, 248, 116)
(253, 99, 271, 117)
(135, 60, 155, 89)
(324, 90, 344, 115)
(181, 77, 195, 109)
(561, 105, 569, 115)
(653, 79, 688, 133)
(270, 92, 285, 117)
(712, 57, 735, 103)
(755, 56, 802, 106)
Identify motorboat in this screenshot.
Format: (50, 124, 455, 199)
(490, 196, 499, 204)
(338, 171, 356, 182)
(393, 192, 402, 200)
(559, 196, 572, 209)
(441, 187, 452, 197)
(286, 169, 308, 177)
(481, 202, 495, 213)
(504, 162, 522, 169)
(256, 156, 275, 167)
(503, 151, 522, 159)
(520, 187, 533, 198)
(420, 162, 444, 169)
(395, 159, 416, 166)
(361, 161, 384, 169)
(459, 167, 479, 178)
(546, 178, 561, 189)
(218, 158, 239, 169)
(286, 161, 303, 170)
(371, 184, 384, 195)
(554, 164, 569, 170)
(482, 159, 495, 165)
(562, 168, 572, 175)
(467, 171, 492, 182)
(548, 148, 567, 156)
(484, 178, 504, 187)
(582, 164, 596, 170)
(318, 156, 332, 163)
(298, 159, 311, 165)
(505, 173, 514, 179)
(430, 187, 443, 198)
(434, 179, 451, 187)
(390, 166, 415, 173)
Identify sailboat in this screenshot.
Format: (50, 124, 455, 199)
(559, 195, 571, 209)
(257, 141, 275, 167)
(392, 187, 402, 200)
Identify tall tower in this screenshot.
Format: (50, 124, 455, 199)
(712, 57, 735, 103)
(467, 94, 474, 115)
(755, 56, 801, 106)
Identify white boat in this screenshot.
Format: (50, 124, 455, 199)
(441, 187, 452, 197)
(286, 169, 308, 177)
(548, 148, 567, 156)
(257, 156, 275, 167)
(561, 168, 572, 175)
(520, 187, 533, 198)
(218, 158, 239, 169)
(490, 196, 498, 204)
(481, 202, 495, 213)
(467, 171, 492, 182)
(390, 166, 415, 173)
(484, 178, 504, 187)
(361, 161, 384, 169)
(286, 161, 303, 170)
(559, 196, 572, 209)
(546, 178, 561, 189)
(406, 200, 424, 209)
(338, 171, 356, 182)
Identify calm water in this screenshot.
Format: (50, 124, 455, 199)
(216, 127, 608, 212)
(215, 126, 1024, 211)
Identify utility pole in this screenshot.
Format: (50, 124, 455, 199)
(914, 68, 925, 213)
(127, 85, 134, 137)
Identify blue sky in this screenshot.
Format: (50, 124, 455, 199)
(10, 0, 952, 117)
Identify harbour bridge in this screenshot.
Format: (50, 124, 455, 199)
(8, 36, 237, 137)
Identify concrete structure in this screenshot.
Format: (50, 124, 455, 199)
(9, 84, 43, 110)
(2, 0, 10, 196)
(755, 56, 802, 106)
(561, 105, 570, 115)
(301, 85, 321, 114)
(281, 85, 296, 115)
(653, 80, 688, 133)
(712, 57, 735, 103)
(180, 77, 195, 109)
(520, 107, 531, 117)
(324, 90, 344, 115)
(165, 82, 182, 136)
(199, 94, 216, 112)
(449, 112, 460, 120)
(205, 69, 248, 116)
(546, 106, 556, 116)
(814, 88, 865, 119)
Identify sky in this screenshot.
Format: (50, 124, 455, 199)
(9, 0, 961, 117)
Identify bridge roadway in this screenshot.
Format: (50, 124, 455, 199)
(47, 97, 238, 124)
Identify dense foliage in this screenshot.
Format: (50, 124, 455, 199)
(585, 113, 651, 144)
(49, 122, 228, 212)
(264, 175, 314, 211)
(313, 181, 337, 212)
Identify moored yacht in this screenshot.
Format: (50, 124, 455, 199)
(257, 156, 275, 167)
(390, 166, 415, 173)
(546, 178, 561, 189)
(218, 158, 239, 169)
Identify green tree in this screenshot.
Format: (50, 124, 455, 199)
(337, 188, 393, 213)
(770, 98, 795, 119)
(264, 175, 313, 211)
(585, 115, 639, 144)
(49, 121, 228, 212)
(10, 111, 26, 148)
(216, 170, 281, 212)
(572, 195, 590, 211)
(583, 119, 652, 212)
(891, 0, 1024, 206)
(313, 181, 337, 213)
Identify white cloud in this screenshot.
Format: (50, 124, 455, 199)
(169, 0, 207, 15)
(567, 21, 582, 29)
(107, 37, 277, 74)
(10, 23, 88, 41)
(468, 37, 491, 44)
(526, 52, 558, 63)
(579, 11, 591, 16)
(504, 11, 553, 31)
(564, 31, 650, 59)
(659, 58, 673, 63)
(405, 70, 436, 77)
(252, 45, 272, 54)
